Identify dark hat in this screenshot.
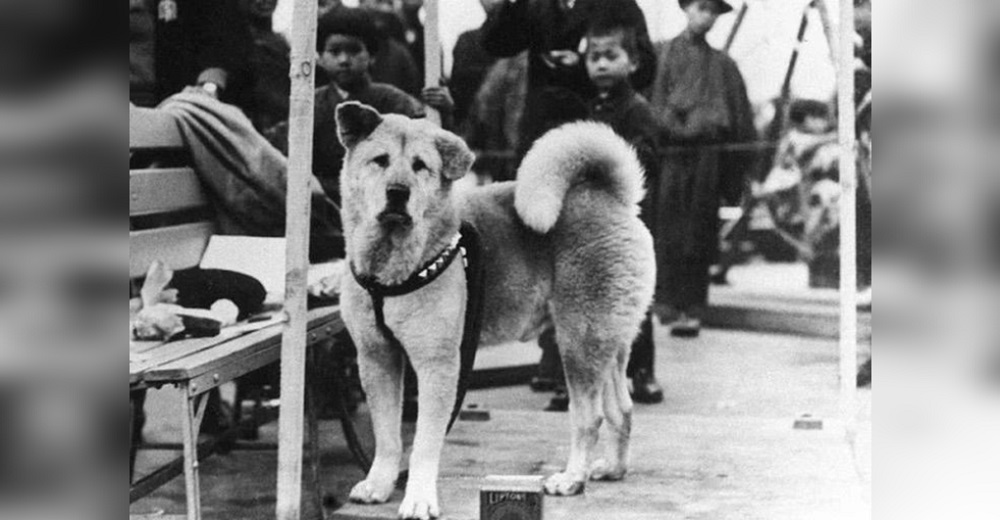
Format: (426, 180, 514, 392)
(678, 0, 735, 14)
(317, 7, 382, 54)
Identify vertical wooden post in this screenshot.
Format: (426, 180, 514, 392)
(423, 0, 442, 126)
(836, 0, 858, 433)
(277, 0, 317, 518)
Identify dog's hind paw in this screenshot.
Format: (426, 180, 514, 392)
(349, 479, 395, 504)
(397, 490, 440, 519)
(589, 459, 627, 481)
(544, 472, 586, 496)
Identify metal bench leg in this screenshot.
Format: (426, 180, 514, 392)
(180, 385, 209, 520)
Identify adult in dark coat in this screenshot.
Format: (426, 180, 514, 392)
(649, 0, 757, 336)
(129, 0, 253, 108)
(481, 0, 656, 159)
(451, 0, 507, 129)
(240, 0, 291, 136)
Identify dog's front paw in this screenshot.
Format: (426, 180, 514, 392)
(544, 472, 586, 496)
(589, 459, 627, 482)
(349, 478, 396, 504)
(397, 487, 440, 519)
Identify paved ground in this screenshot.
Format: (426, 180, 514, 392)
(131, 319, 871, 520)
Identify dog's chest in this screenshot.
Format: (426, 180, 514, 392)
(344, 260, 469, 350)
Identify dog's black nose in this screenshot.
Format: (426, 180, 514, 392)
(386, 185, 410, 208)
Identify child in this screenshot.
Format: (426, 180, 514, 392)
(312, 7, 453, 203)
(649, 0, 756, 337)
(584, 13, 664, 404)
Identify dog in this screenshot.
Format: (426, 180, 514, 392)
(333, 101, 655, 519)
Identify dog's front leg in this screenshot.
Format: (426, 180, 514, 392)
(398, 343, 460, 520)
(349, 343, 404, 505)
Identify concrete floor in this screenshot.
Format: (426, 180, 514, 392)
(131, 323, 872, 519)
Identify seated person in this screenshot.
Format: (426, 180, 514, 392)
(312, 7, 453, 202)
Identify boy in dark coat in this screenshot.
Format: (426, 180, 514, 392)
(649, 0, 757, 337)
(480, 0, 656, 159)
(311, 8, 453, 203)
(584, 11, 664, 403)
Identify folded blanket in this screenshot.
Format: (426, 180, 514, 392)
(159, 90, 344, 260)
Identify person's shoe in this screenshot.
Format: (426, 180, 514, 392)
(670, 314, 701, 338)
(545, 388, 569, 412)
(710, 268, 730, 286)
(629, 369, 664, 404)
(530, 375, 561, 393)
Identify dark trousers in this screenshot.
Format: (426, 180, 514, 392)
(659, 259, 711, 312)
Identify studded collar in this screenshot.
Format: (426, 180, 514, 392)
(351, 231, 465, 298)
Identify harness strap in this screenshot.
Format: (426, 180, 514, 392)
(354, 222, 485, 433)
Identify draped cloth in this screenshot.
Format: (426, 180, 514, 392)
(159, 91, 344, 261)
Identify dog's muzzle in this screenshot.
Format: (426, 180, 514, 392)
(377, 184, 413, 227)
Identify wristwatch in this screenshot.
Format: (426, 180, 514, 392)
(199, 81, 221, 98)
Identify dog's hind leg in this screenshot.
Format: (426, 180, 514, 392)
(590, 350, 633, 482)
(350, 344, 405, 505)
(544, 330, 618, 496)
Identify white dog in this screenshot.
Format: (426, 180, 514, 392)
(333, 102, 655, 519)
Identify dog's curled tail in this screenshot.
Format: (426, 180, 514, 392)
(514, 121, 646, 234)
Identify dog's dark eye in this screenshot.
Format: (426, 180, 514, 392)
(372, 154, 390, 168)
(412, 158, 427, 172)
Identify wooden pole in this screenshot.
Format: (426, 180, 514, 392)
(836, 0, 858, 433)
(724, 2, 750, 53)
(423, 0, 442, 126)
(277, 0, 317, 518)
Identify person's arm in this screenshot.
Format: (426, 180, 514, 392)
(189, 0, 253, 98)
(648, 40, 674, 141)
(481, 0, 532, 58)
(720, 60, 758, 205)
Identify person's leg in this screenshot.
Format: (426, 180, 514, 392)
(626, 310, 663, 403)
(670, 260, 706, 338)
(532, 327, 564, 392)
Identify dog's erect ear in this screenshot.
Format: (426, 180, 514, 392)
(336, 102, 384, 149)
(435, 131, 475, 181)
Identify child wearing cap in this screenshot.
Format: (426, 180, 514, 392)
(649, 0, 757, 338)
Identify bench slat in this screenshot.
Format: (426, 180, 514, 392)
(130, 222, 215, 278)
(130, 105, 184, 149)
(141, 308, 342, 386)
(130, 168, 208, 216)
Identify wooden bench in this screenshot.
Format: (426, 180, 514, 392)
(129, 105, 344, 520)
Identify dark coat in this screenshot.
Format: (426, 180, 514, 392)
(451, 28, 498, 128)
(649, 32, 757, 303)
(481, 0, 655, 158)
(129, 0, 253, 107)
(588, 83, 661, 230)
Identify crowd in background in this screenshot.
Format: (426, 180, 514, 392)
(129, 0, 873, 411)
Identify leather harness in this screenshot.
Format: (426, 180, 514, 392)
(351, 222, 485, 432)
